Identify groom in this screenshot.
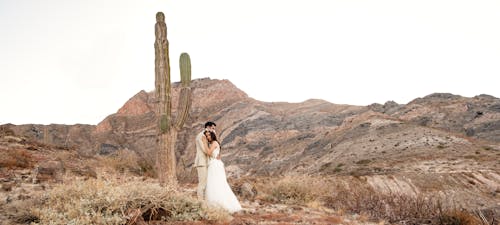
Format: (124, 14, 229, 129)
(195, 121, 216, 201)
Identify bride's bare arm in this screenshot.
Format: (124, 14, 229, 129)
(207, 141, 219, 156)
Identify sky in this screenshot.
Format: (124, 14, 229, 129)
(1, 0, 499, 125)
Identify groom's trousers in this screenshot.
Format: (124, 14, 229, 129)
(197, 166, 208, 200)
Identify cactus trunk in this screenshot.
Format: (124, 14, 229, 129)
(157, 131, 177, 185)
(154, 12, 192, 186)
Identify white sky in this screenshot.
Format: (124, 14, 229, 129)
(1, 0, 499, 125)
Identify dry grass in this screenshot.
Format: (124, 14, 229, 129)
(1, 198, 42, 224)
(259, 175, 487, 224)
(27, 177, 229, 224)
(96, 149, 156, 177)
(0, 148, 34, 169)
(0, 125, 15, 137)
(261, 175, 329, 205)
(325, 186, 447, 223)
(437, 209, 482, 225)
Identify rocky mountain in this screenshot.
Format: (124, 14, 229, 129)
(370, 93, 500, 142)
(3, 78, 499, 169)
(2, 78, 499, 209)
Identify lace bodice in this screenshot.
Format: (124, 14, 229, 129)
(210, 147, 220, 160)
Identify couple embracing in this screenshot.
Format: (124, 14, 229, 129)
(195, 122, 242, 213)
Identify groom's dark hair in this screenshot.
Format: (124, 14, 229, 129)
(204, 121, 216, 128)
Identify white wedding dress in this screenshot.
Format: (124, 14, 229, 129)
(205, 147, 242, 213)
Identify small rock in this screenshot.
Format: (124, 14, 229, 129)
(5, 195, 12, 203)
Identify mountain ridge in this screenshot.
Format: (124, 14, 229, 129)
(3, 77, 499, 163)
(1, 77, 499, 211)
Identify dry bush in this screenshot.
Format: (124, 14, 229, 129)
(32, 177, 229, 224)
(259, 176, 486, 224)
(324, 181, 384, 212)
(262, 175, 329, 205)
(177, 165, 198, 184)
(438, 209, 482, 225)
(52, 150, 75, 161)
(0, 148, 34, 169)
(97, 149, 155, 177)
(3, 199, 41, 224)
(228, 177, 259, 201)
(473, 208, 500, 225)
(0, 125, 15, 137)
(323, 178, 483, 224)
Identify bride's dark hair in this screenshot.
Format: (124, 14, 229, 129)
(207, 131, 220, 148)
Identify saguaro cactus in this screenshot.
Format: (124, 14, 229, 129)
(154, 12, 192, 185)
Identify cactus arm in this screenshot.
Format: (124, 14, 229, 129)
(175, 53, 192, 130)
(179, 53, 191, 86)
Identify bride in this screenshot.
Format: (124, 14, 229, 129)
(204, 130, 242, 213)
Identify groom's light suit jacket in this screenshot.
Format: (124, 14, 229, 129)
(194, 131, 209, 167)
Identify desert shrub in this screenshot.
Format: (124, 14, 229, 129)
(32, 177, 229, 224)
(263, 175, 328, 205)
(324, 180, 383, 213)
(482, 146, 492, 151)
(0, 126, 15, 137)
(464, 155, 479, 160)
(438, 209, 482, 225)
(175, 158, 197, 184)
(355, 159, 372, 165)
(97, 149, 151, 176)
(2, 198, 42, 224)
(138, 160, 156, 178)
(0, 149, 33, 169)
(230, 178, 259, 201)
(320, 163, 344, 174)
(331, 163, 345, 173)
(323, 180, 483, 224)
(53, 150, 75, 161)
(473, 208, 500, 225)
